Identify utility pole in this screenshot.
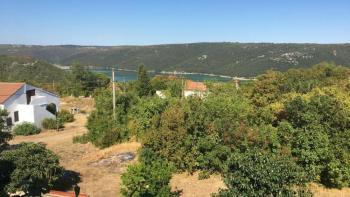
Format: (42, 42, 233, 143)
(181, 77, 184, 99)
(112, 67, 116, 120)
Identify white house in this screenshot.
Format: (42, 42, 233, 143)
(0, 82, 60, 128)
(184, 80, 208, 98)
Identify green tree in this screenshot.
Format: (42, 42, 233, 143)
(216, 150, 311, 197)
(0, 109, 11, 151)
(128, 97, 168, 139)
(0, 109, 12, 195)
(0, 143, 63, 196)
(121, 160, 177, 197)
(136, 65, 154, 97)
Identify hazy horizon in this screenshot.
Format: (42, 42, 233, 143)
(1, 41, 350, 47)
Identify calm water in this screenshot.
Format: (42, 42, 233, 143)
(94, 70, 232, 82)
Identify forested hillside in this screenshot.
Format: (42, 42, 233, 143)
(0, 55, 66, 85)
(1, 43, 350, 76)
(0, 55, 110, 96)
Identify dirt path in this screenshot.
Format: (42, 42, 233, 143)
(10, 113, 141, 197)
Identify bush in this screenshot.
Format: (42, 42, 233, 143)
(73, 134, 90, 144)
(0, 142, 63, 196)
(58, 110, 74, 123)
(216, 150, 311, 197)
(121, 160, 178, 197)
(12, 122, 41, 136)
(42, 118, 64, 130)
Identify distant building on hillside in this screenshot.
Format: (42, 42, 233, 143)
(184, 80, 208, 98)
(155, 90, 166, 99)
(0, 82, 60, 129)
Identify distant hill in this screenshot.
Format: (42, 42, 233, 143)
(0, 55, 66, 85)
(0, 43, 350, 76)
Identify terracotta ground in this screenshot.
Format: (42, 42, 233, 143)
(8, 97, 350, 197)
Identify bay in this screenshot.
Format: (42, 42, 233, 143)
(93, 70, 233, 82)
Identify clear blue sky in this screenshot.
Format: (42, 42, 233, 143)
(0, 0, 349, 45)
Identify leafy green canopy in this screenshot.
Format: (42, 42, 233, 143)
(12, 122, 41, 136)
(216, 150, 311, 197)
(0, 143, 63, 196)
(121, 159, 177, 197)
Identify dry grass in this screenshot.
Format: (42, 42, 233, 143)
(60, 96, 95, 113)
(170, 172, 226, 197)
(310, 183, 350, 197)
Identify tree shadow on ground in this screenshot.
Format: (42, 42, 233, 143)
(52, 170, 81, 191)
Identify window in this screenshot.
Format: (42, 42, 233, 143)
(14, 111, 19, 122)
(6, 117, 12, 127)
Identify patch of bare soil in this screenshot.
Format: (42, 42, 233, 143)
(170, 172, 226, 197)
(310, 183, 350, 197)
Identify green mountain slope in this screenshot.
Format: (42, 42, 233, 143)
(0, 55, 66, 84)
(1, 43, 350, 76)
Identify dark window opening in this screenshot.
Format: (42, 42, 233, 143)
(14, 111, 19, 122)
(6, 117, 12, 127)
(26, 89, 36, 104)
(46, 103, 57, 115)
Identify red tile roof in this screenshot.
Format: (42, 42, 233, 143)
(0, 82, 24, 104)
(185, 80, 207, 91)
(47, 190, 88, 197)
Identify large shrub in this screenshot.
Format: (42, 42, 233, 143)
(12, 122, 41, 136)
(57, 110, 74, 123)
(216, 150, 311, 197)
(0, 109, 12, 151)
(42, 118, 64, 130)
(0, 142, 63, 196)
(121, 160, 177, 197)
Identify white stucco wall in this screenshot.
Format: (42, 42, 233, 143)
(184, 90, 206, 98)
(2, 84, 59, 128)
(16, 104, 35, 124)
(33, 105, 56, 128)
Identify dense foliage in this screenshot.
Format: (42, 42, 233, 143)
(12, 122, 41, 136)
(0, 55, 66, 88)
(216, 150, 311, 197)
(57, 109, 74, 123)
(1, 111, 65, 196)
(121, 159, 177, 197)
(58, 64, 110, 96)
(0, 143, 63, 196)
(0, 109, 11, 151)
(74, 63, 350, 196)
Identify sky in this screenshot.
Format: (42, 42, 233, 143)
(0, 0, 349, 45)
